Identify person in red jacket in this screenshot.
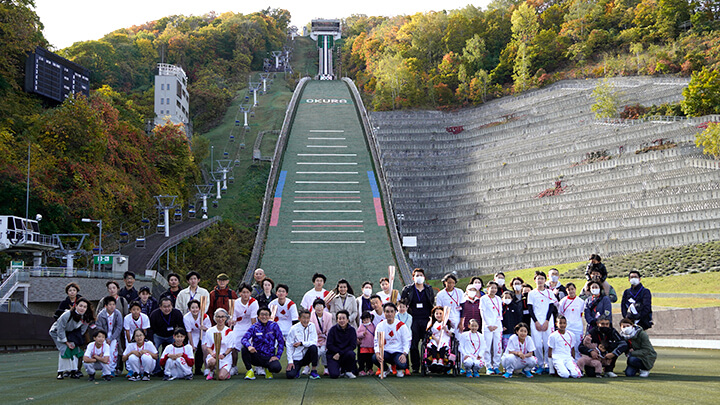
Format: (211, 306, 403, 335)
(207, 273, 238, 325)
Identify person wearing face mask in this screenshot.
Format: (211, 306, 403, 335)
(579, 315, 627, 377)
(400, 268, 435, 374)
(459, 286, 482, 332)
(510, 277, 524, 301)
(520, 284, 534, 330)
(547, 268, 567, 301)
(501, 290, 522, 352)
(357, 282, 374, 316)
(621, 271, 653, 330)
(581, 268, 617, 302)
(584, 281, 612, 331)
(469, 277, 486, 298)
(619, 318, 656, 377)
(494, 272, 508, 295)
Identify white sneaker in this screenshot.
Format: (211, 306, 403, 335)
(344, 372, 356, 379)
(301, 366, 310, 375)
(204, 369, 211, 376)
(605, 371, 618, 378)
(382, 370, 390, 378)
(396, 370, 405, 378)
(255, 367, 265, 376)
(639, 370, 650, 378)
(230, 367, 239, 376)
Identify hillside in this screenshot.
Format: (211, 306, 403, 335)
(340, 0, 720, 111)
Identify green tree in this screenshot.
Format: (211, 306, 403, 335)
(681, 67, 720, 117)
(511, 3, 539, 92)
(591, 79, 620, 119)
(696, 123, 720, 159)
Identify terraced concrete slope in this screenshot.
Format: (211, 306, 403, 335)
(261, 80, 396, 300)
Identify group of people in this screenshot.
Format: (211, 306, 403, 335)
(49, 258, 657, 383)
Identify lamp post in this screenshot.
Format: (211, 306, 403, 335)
(82, 218, 102, 271)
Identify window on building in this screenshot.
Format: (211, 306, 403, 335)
(167, 98, 170, 105)
(161, 83, 164, 90)
(160, 98, 164, 105)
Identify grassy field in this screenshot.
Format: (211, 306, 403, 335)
(1, 348, 718, 404)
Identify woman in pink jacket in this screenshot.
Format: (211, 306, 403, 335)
(309, 298, 333, 375)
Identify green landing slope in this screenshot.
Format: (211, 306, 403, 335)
(261, 80, 395, 299)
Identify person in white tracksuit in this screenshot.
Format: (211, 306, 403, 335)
(458, 319, 485, 377)
(501, 322, 537, 378)
(122, 328, 158, 381)
(435, 274, 463, 334)
(527, 271, 558, 374)
(557, 283, 585, 360)
(548, 316, 582, 378)
(82, 329, 112, 381)
(159, 328, 194, 380)
(480, 281, 503, 374)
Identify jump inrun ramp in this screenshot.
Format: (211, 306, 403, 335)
(259, 80, 397, 295)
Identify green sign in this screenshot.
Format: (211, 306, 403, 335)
(11, 261, 24, 269)
(94, 255, 113, 265)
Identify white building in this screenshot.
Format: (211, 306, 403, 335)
(154, 63, 190, 138)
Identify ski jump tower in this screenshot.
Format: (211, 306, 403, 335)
(310, 19, 341, 80)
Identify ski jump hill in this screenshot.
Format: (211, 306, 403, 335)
(248, 78, 406, 294)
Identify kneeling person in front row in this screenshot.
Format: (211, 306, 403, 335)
(373, 302, 411, 378)
(286, 309, 320, 379)
(501, 322, 537, 378)
(242, 307, 285, 380)
(203, 308, 235, 380)
(83, 329, 113, 381)
(327, 310, 358, 379)
(160, 327, 194, 380)
(548, 316, 582, 378)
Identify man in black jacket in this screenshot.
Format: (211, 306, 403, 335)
(399, 268, 435, 373)
(621, 271, 653, 330)
(149, 297, 184, 375)
(326, 310, 358, 378)
(578, 315, 628, 377)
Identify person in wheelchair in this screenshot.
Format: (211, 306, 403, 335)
(425, 306, 454, 370)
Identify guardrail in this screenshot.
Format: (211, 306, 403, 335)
(3, 267, 154, 281)
(244, 77, 311, 282)
(0, 269, 21, 305)
(141, 216, 222, 271)
(343, 77, 412, 284)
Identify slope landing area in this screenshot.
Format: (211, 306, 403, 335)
(1, 348, 718, 404)
(260, 80, 395, 293)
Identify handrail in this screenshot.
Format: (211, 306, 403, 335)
(141, 216, 222, 271)
(0, 269, 20, 305)
(4, 267, 155, 281)
(343, 77, 412, 284)
(244, 77, 311, 282)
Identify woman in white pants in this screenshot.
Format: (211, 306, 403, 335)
(480, 281, 503, 374)
(501, 323, 537, 378)
(458, 319, 485, 377)
(548, 316, 582, 378)
(557, 283, 584, 360)
(123, 329, 158, 381)
(527, 271, 557, 374)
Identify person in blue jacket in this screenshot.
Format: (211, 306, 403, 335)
(584, 281, 612, 330)
(326, 310, 358, 379)
(241, 307, 285, 380)
(621, 271, 653, 330)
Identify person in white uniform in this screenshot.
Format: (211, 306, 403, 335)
(557, 283, 585, 360)
(435, 273, 463, 334)
(548, 316, 582, 378)
(458, 319, 485, 377)
(527, 271, 558, 374)
(501, 322, 537, 378)
(480, 281, 503, 374)
(204, 308, 235, 380)
(159, 328, 194, 380)
(83, 329, 112, 381)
